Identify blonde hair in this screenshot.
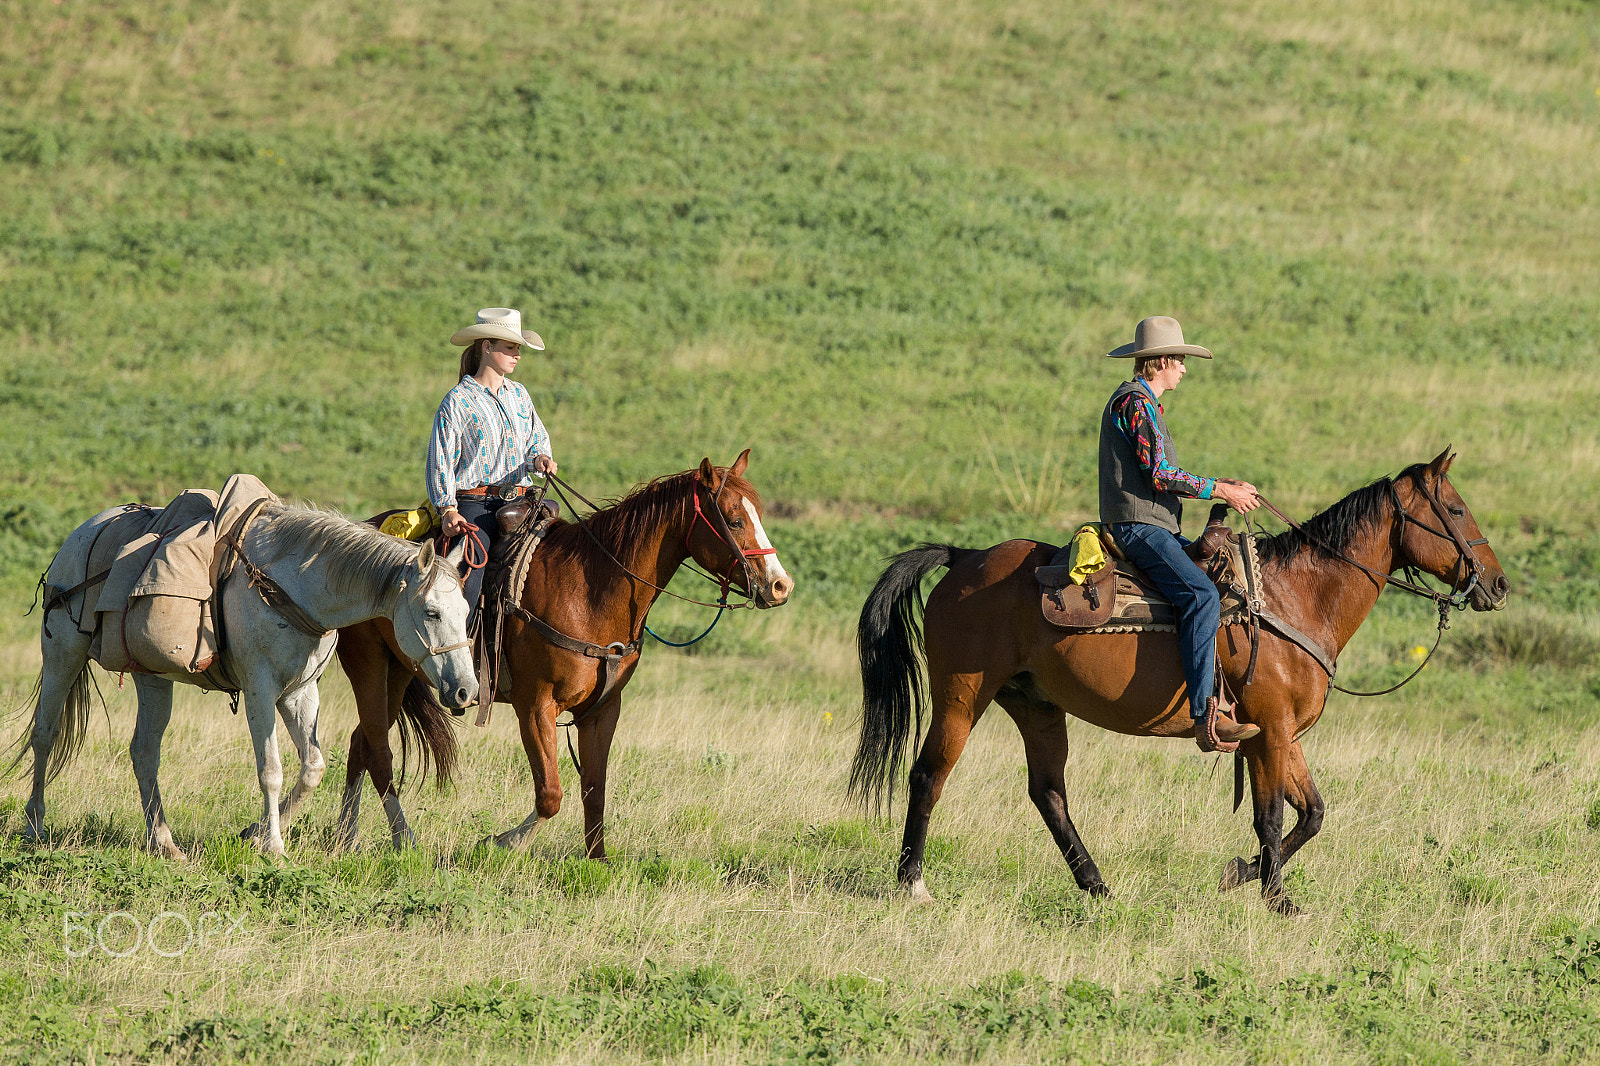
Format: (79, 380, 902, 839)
(1134, 354, 1172, 380)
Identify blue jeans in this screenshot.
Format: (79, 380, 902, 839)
(453, 497, 508, 628)
(1109, 522, 1220, 719)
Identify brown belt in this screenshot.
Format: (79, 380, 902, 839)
(456, 485, 525, 500)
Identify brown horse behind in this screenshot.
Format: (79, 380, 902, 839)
(333, 451, 792, 852)
(851, 449, 1509, 915)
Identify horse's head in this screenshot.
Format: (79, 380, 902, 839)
(689, 448, 794, 609)
(390, 539, 478, 708)
(1394, 448, 1509, 612)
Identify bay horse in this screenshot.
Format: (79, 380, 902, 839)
(331, 450, 792, 853)
(851, 449, 1509, 916)
(11, 504, 476, 859)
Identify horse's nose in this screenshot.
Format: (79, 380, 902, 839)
(767, 574, 793, 605)
(455, 686, 471, 706)
(1492, 574, 1510, 601)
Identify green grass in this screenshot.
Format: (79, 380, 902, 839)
(3, 0, 1600, 1062)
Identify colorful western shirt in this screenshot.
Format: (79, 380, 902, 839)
(426, 376, 553, 510)
(1110, 379, 1214, 501)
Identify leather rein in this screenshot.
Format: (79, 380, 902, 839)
(544, 471, 774, 609)
(1251, 469, 1489, 697)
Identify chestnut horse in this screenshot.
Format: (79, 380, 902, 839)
(851, 450, 1509, 916)
(333, 450, 793, 852)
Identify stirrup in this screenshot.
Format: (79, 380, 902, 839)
(1195, 696, 1260, 753)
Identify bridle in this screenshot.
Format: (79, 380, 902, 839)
(1254, 467, 1492, 697)
(686, 470, 777, 602)
(545, 471, 776, 609)
(1258, 468, 1487, 612)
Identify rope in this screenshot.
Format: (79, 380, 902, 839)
(644, 603, 728, 647)
(439, 518, 487, 571)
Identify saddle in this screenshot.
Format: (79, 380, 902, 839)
(1036, 506, 1248, 632)
(473, 497, 559, 724)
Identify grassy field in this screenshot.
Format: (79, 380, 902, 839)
(3, 0, 1600, 1061)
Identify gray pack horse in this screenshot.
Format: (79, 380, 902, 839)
(12, 504, 476, 859)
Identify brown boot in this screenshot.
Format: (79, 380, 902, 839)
(1195, 696, 1260, 753)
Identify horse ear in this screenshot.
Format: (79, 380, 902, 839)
(416, 539, 435, 571)
(698, 458, 716, 485)
(730, 448, 750, 477)
(1429, 446, 1455, 477)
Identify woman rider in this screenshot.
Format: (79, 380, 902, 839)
(427, 307, 557, 624)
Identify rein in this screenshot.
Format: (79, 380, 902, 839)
(1251, 470, 1488, 697)
(543, 472, 769, 611)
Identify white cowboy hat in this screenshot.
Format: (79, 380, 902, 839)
(450, 307, 545, 350)
(1106, 315, 1213, 359)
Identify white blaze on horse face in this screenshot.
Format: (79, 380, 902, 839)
(741, 498, 789, 584)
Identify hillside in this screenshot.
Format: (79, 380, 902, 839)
(3, 3, 1600, 1063)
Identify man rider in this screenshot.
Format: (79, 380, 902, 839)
(1099, 316, 1262, 753)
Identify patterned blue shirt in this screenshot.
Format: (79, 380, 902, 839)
(426, 376, 553, 510)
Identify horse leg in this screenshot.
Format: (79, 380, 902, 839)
(490, 694, 561, 850)
(21, 628, 93, 842)
(334, 620, 391, 852)
(335, 726, 370, 852)
(1219, 740, 1324, 893)
(238, 675, 288, 859)
(576, 693, 623, 861)
(898, 672, 998, 904)
(270, 681, 326, 830)
(376, 654, 416, 849)
(129, 675, 186, 860)
(1241, 738, 1300, 916)
(995, 691, 1109, 898)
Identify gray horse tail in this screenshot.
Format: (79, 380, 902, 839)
(849, 544, 969, 813)
(6, 664, 94, 784)
(395, 675, 460, 790)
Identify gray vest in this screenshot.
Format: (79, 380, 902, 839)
(1098, 380, 1183, 533)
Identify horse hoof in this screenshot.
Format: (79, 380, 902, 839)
(1086, 882, 1112, 899)
(239, 823, 262, 842)
(907, 879, 934, 905)
(1267, 895, 1302, 919)
(1218, 857, 1250, 893)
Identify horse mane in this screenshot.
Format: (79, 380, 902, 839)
(253, 503, 445, 609)
(542, 468, 761, 606)
(1256, 463, 1425, 566)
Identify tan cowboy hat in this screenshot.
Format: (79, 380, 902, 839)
(1106, 315, 1212, 359)
(450, 307, 546, 350)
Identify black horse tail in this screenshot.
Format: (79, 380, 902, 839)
(394, 676, 460, 791)
(850, 544, 969, 813)
(5, 663, 93, 784)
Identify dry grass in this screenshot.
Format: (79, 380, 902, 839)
(4, 620, 1597, 1023)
